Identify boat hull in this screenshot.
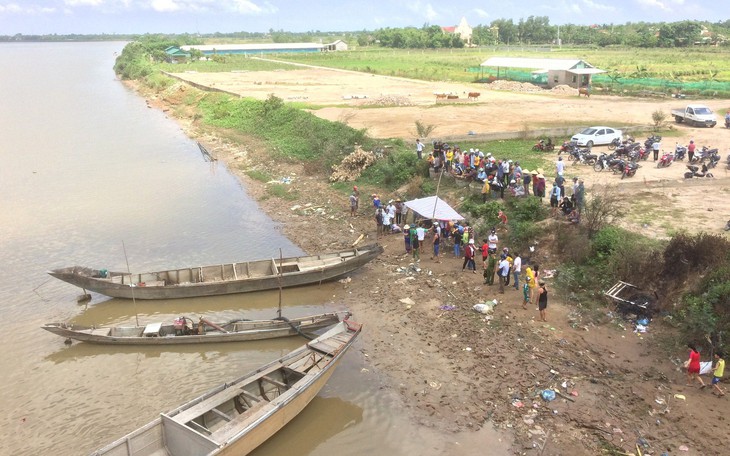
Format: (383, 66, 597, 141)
(49, 245, 382, 300)
(42, 313, 342, 346)
(90, 321, 361, 456)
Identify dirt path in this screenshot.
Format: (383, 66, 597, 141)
(137, 69, 730, 454)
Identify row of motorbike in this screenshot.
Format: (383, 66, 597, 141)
(559, 136, 723, 179)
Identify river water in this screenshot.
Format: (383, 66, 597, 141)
(0, 42, 507, 456)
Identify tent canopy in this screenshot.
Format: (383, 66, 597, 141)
(404, 196, 464, 221)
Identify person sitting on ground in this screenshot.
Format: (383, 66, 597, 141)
(476, 168, 487, 183)
(512, 178, 525, 197)
(559, 196, 574, 216)
(567, 208, 580, 224)
(725, 219, 730, 231)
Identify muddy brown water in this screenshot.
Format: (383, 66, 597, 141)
(0, 42, 511, 455)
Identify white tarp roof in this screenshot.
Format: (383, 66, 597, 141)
(182, 43, 325, 52)
(405, 196, 464, 221)
(568, 67, 606, 75)
(481, 57, 599, 71)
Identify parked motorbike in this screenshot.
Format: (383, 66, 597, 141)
(607, 137, 621, 151)
(559, 140, 578, 155)
(593, 153, 613, 172)
(532, 138, 555, 151)
(684, 164, 714, 179)
(674, 143, 687, 161)
(611, 159, 639, 179)
(657, 151, 675, 168)
(576, 150, 597, 166)
(692, 146, 720, 164)
(622, 161, 640, 179)
(644, 135, 662, 149)
(707, 151, 721, 169)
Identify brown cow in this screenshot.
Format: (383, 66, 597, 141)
(447, 94, 459, 100)
(468, 92, 481, 100)
(578, 88, 590, 98)
(435, 93, 447, 99)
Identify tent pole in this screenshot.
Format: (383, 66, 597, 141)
(431, 168, 445, 220)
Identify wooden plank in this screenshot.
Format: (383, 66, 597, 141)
(172, 363, 284, 424)
(210, 401, 274, 443)
(211, 408, 232, 422)
(260, 376, 288, 389)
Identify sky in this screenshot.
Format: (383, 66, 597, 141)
(0, 0, 727, 35)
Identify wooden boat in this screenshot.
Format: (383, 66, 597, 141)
(42, 312, 343, 345)
(48, 244, 383, 300)
(90, 319, 361, 456)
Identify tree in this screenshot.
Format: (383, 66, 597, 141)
(580, 185, 623, 239)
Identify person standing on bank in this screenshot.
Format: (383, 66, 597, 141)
(512, 252, 521, 290)
(686, 344, 706, 388)
(498, 254, 510, 294)
(688, 140, 696, 163)
(537, 281, 548, 322)
(416, 139, 424, 160)
(652, 138, 661, 161)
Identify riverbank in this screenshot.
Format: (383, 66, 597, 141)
(130, 78, 729, 456)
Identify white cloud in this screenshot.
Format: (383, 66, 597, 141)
(473, 8, 489, 19)
(230, 0, 277, 14)
(64, 0, 104, 6)
(582, 0, 615, 11)
(569, 3, 582, 13)
(150, 0, 180, 12)
(0, 3, 55, 13)
(636, 0, 670, 11)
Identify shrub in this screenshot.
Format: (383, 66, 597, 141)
(591, 226, 624, 258)
(461, 198, 503, 225)
(508, 220, 542, 252)
(360, 150, 421, 189)
(505, 196, 548, 223)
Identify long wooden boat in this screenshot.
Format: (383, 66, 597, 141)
(48, 244, 382, 300)
(90, 319, 361, 456)
(42, 312, 343, 346)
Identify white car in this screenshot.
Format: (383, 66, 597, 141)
(571, 126, 623, 147)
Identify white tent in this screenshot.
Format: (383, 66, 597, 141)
(404, 196, 464, 221)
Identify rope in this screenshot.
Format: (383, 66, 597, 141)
(274, 316, 315, 340)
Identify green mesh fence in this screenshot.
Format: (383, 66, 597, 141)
(591, 75, 730, 96)
(477, 69, 730, 97)
(480, 69, 548, 84)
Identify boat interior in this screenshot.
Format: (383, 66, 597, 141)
(103, 249, 360, 286)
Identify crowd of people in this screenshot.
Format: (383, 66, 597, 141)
(419, 139, 587, 223)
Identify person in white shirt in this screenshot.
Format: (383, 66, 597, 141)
(512, 253, 522, 290)
(498, 255, 510, 294)
(386, 201, 396, 224)
(556, 156, 565, 176)
(487, 229, 498, 254)
(416, 225, 427, 243)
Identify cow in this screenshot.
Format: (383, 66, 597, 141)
(447, 94, 459, 100)
(435, 93, 447, 100)
(578, 87, 591, 98)
(468, 92, 481, 101)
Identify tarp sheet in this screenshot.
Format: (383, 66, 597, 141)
(404, 196, 464, 221)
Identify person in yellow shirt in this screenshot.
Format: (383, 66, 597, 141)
(525, 266, 536, 305)
(446, 149, 454, 172)
(711, 352, 725, 397)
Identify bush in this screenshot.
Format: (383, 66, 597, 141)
(508, 220, 542, 252)
(591, 226, 624, 258)
(505, 196, 548, 223)
(461, 198, 503, 225)
(361, 150, 421, 189)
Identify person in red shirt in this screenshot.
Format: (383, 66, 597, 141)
(686, 344, 707, 388)
(480, 240, 489, 269)
(687, 140, 696, 162)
